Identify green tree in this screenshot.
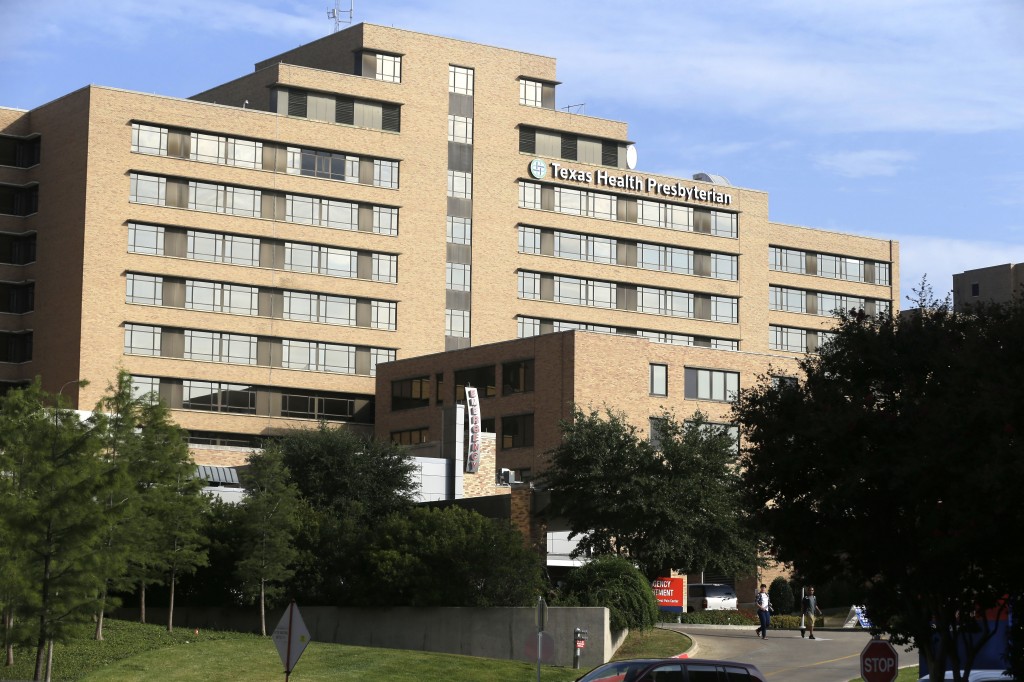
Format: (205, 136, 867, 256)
(733, 294, 1024, 678)
(273, 423, 416, 604)
(0, 382, 108, 680)
(235, 445, 301, 636)
(769, 576, 794, 615)
(355, 506, 546, 607)
(557, 555, 659, 632)
(540, 407, 754, 580)
(153, 469, 209, 633)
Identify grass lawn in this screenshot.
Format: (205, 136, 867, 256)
(0, 619, 693, 682)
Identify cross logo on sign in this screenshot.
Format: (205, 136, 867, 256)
(860, 639, 898, 682)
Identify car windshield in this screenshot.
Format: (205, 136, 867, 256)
(577, 660, 656, 682)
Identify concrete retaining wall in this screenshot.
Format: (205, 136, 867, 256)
(115, 605, 614, 668)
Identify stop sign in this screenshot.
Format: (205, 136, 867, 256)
(861, 639, 898, 682)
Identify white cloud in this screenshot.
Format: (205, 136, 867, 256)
(814, 150, 915, 178)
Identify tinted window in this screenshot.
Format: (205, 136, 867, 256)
(684, 664, 720, 682)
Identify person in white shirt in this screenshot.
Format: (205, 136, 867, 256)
(755, 584, 771, 639)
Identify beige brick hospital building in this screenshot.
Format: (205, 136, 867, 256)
(0, 23, 898, 474)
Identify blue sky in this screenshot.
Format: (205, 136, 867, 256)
(3, 0, 1023, 303)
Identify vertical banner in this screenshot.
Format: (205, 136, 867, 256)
(465, 386, 481, 473)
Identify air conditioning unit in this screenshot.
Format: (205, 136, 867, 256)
(499, 468, 514, 485)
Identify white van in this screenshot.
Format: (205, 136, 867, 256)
(687, 583, 738, 611)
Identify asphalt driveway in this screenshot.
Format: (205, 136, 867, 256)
(659, 624, 914, 682)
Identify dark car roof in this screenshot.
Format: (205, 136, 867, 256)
(576, 657, 765, 682)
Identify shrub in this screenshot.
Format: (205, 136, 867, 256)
(678, 609, 757, 625)
(769, 576, 795, 614)
(557, 556, 659, 632)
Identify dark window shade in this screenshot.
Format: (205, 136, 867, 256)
(0, 137, 40, 168)
(560, 136, 577, 161)
(602, 142, 619, 167)
(335, 97, 354, 125)
(0, 185, 38, 217)
(519, 128, 536, 154)
(287, 90, 307, 118)
(381, 104, 401, 132)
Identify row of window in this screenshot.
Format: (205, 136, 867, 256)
(128, 223, 397, 283)
(392, 359, 536, 411)
(520, 181, 737, 238)
(769, 325, 834, 353)
(125, 273, 397, 330)
(649, 364, 741, 402)
(131, 124, 399, 189)
(0, 233, 36, 265)
(769, 286, 891, 317)
(518, 225, 738, 280)
(0, 184, 38, 217)
(517, 271, 739, 323)
(516, 317, 739, 351)
(131, 375, 372, 422)
(770, 246, 891, 285)
(129, 173, 399, 235)
(519, 127, 625, 168)
(358, 52, 402, 83)
(124, 323, 395, 376)
(276, 88, 400, 132)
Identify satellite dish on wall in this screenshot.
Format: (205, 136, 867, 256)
(626, 144, 638, 170)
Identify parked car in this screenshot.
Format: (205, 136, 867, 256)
(575, 657, 767, 682)
(918, 671, 1016, 681)
(687, 583, 737, 612)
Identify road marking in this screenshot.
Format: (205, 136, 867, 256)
(765, 652, 859, 678)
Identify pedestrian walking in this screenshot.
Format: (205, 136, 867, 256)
(755, 584, 771, 639)
(801, 587, 823, 639)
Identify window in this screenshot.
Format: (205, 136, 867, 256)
(518, 226, 541, 254)
(369, 348, 395, 376)
(285, 243, 358, 278)
(455, 365, 496, 398)
(552, 320, 614, 333)
(519, 182, 542, 210)
(554, 276, 616, 308)
(373, 206, 398, 236)
(554, 187, 616, 220)
(501, 414, 534, 449)
(518, 271, 541, 300)
(124, 324, 160, 356)
(447, 216, 472, 245)
(876, 262, 892, 286)
(711, 338, 740, 351)
(282, 340, 355, 374)
(519, 79, 543, 107)
(448, 115, 473, 144)
(126, 274, 162, 305)
(711, 253, 738, 280)
(684, 421, 740, 454)
(185, 330, 256, 364)
(518, 317, 541, 338)
(554, 231, 616, 264)
(129, 173, 165, 205)
(769, 325, 807, 352)
(287, 147, 359, 182)
(447, 170, 472, 199)
(188, 231, 259, 266)
(770, 286, 806, 313)
(446, 263, 471, 291)
(128, 223, 165, 255)
(373, 159, 399, 188)
(131, 124, 167, 156)
(185, 281, 258, 315)
(770, 247, 806, 274)
(226, 138, 261, 169)
(448, 65, 474, 95)
(639, 330, 694, 346)
(638, 287, 693, 318)
(372, 300, 397, 330)
(280, 390, 357, 421)
(650, 364, 668, 396)
(818, 254, 866, 282)
(772, 375, 799, 389)
(649, 417, 667, 450)
(684, 367, 740, 402)
(711, 296, 738, 323)
(191, 132, 224, 164)
(392, 376, 430, 410)
(710, 211, 737, 238)
(391, 428, 429, 446)
(376, 54, 401, 82)
(283, 292, 356, 326)
(638, 243, 693, 275)
(817, 292, 864, 316)
(130, 376, 160, 402)
(372, 254, 397, 283)
(183, 380, 256, 414)
(502, 359, 535, 395)
(446, 309, 470, 337)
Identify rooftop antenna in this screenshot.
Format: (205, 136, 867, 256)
(327, 0, 354, 33)
(560, 103, 586, 115)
